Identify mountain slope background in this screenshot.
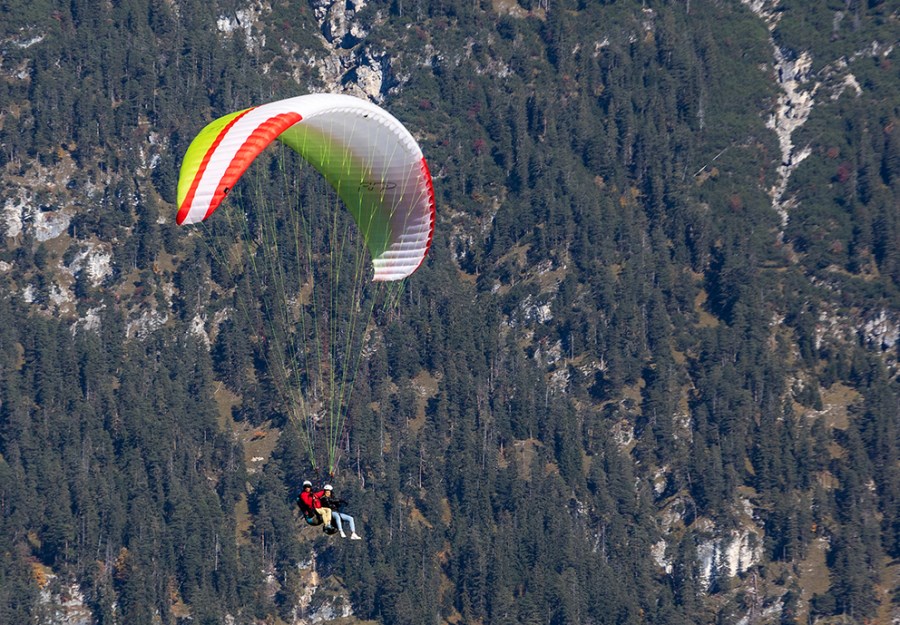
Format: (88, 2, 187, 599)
(1, 0, 898, 623)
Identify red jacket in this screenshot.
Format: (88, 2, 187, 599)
(300, 489, 325, 510)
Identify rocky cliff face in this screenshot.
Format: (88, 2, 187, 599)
(212, 0, 393, 99)
(310, 0, 398, 101)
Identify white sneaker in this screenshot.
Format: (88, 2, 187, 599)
(339, 531, 347, 538)
(350, 533, 361, 540)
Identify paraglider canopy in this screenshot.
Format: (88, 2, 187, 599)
(176, 93, 435, 281)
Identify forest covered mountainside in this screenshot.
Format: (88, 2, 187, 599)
(1, 0, 899, 623)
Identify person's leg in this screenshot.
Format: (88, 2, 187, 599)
(342, 513, 360, 539)
(319, 507, 332, 525)
(333, 512, 345, 536)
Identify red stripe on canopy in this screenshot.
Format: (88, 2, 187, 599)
(416, 156, 437, 274)
(177, 108, 255, 225)
(202, 111, 304, 222)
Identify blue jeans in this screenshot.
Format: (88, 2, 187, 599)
(332, 511, 356, 534)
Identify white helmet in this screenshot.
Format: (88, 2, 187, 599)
(324, 484, 333, 491)
(302, 480, 312, 487)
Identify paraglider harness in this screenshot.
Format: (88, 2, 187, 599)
(296, 491, 338, 535)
